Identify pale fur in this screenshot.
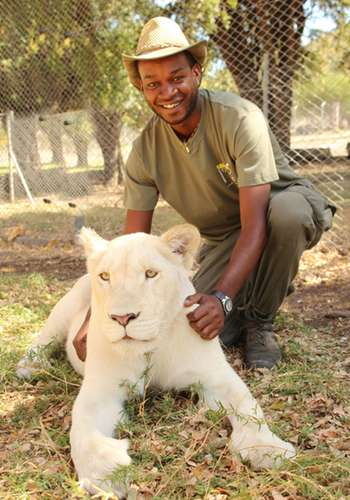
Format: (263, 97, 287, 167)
(17, 224, 295, 495)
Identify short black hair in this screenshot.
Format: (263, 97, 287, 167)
(183, 50, 198, 68)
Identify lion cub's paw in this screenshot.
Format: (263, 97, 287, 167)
(16, 363, 34, 380)
(16, 346, 51, 380)
(73, 437, 131, 496)
(16, 355, 39, 379)
(79, 477, 127, 498)
(232, 433, 296, 470)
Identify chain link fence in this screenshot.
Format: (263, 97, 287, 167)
(0, 1, 349, 247)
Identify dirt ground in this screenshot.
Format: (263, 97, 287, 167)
(283, 206, 350, 338)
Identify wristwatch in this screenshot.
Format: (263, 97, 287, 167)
(210, 290, 233, 317)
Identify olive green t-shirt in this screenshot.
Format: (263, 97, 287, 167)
(124, 89, 305, 242)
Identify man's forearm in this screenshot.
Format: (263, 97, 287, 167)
(123, 209, 154, 234)
(214, 225, 267, 299)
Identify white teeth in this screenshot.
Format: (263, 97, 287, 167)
(162, 102, 181, 109)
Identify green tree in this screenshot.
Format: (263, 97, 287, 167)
(294, 22, 350, 126)
(0, 0, 93, 177)
(0, 0, 155, 182)
(1, 0, 348, 185)
(168, 0, 349, 149)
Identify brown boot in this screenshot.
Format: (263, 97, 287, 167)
(219, 310, 243, 347)
(242, 320, 281, 369)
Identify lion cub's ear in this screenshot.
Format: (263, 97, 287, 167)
(79, 227, 108, 258)
(161, 224, 201, 270)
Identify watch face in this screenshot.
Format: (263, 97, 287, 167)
(211, 291, 233, 316)
(224, 298, 233, 314)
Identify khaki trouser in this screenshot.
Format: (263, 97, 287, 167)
(193, 186, 335, 322)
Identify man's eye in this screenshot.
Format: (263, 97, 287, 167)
(147, 82, 157, 89)
(145, 269, 158, 278)
(173, 76, 183, 82)
(99, 272, 110, 281)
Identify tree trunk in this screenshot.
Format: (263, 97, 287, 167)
(42, 119, 66, 167)
(213, 0, 305, 149)
(75, 137, 89, 167)
(91, 107, 123, 184)
(265, 0, 305, 151)
(213, 1, 264, 109)
(68, 131, 89, 167)
(11, 113, 41, 176)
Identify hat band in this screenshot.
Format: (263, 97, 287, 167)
(136, 42, 188, 56)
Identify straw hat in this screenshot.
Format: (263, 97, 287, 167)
(122, 17, 207, 89)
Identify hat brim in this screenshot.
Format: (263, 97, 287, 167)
(122, 40, 207, 90)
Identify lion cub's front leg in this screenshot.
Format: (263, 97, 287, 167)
(70, 376, 131, 496)
(200, 350, 296, 469)
(166, 334, 295, 470)
(17, 274, 90, 379)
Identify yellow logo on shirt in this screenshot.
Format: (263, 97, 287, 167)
(216, 162, 236, 186)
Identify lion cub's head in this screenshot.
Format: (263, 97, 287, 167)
(80, 224, 201, 346)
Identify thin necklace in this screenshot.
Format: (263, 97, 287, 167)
(184, 126, 198, 143)
(182, 126, 198, 153)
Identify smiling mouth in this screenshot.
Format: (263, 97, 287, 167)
(159, 101, 182, 110)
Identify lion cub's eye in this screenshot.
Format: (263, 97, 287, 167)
(99, 272, 110, 281)
(145, 269, 158, 279)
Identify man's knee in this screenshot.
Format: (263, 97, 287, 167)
(268, 192, 316, 246)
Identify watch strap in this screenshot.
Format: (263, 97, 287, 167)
(210, 290, 233, 316)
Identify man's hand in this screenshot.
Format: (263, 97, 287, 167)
(185, 293, 224, 340)
(73, 308, 90, 362)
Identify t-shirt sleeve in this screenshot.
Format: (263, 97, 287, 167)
(233, 110, 279, 187)
(123, 145, 159, 211)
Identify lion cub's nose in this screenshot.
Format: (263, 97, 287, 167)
(110, 312, 139, 326)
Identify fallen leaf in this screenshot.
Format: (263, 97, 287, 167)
(4, 224, 25, 242)
(325, 310, 350, 319)
(209, 437, 227, 450)
(334, 438, 350, 451)
(271, 490, 285, 500)
(315, 427, 338, 441)
(270, 400, 286, 411)
(179, 430, 189, 438)
(333, 405, 346, 417)
(228, 456, 244, 473)
(45, 239, 60, 249)
(192, 464, 207, 479)
(0, 267, 16, 272)
(186, 475, 197, 486)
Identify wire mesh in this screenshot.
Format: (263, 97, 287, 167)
(0, 1, 349, 246)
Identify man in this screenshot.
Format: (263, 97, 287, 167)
(74, 16, 335, 369)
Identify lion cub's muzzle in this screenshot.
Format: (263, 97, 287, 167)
(109, 312, 140, 326)
(109, 312, 150, 342)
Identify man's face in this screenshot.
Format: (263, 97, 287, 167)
(138, 52, 202, 127)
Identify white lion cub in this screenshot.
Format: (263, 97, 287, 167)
(17, 224, 295, 494)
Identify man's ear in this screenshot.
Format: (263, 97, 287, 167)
(193, 63, 202, 86)
(137, 79, 143, 91)
(161, 224, 201, 270)
(79, 227, 108, 259)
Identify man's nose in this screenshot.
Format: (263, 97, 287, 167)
(159, 82, 177, 99)
(110, 312, 139, 326)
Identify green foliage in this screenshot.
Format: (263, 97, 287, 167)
(0, 0, 94, 113)
(202, 60, 238, 93)
(295, 23, 350, 118)
(0, 0, 349, 117)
